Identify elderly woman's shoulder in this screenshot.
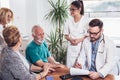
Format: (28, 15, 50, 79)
(1, 47, 18, 59)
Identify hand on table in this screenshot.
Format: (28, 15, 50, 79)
(89, 71, 100, 80)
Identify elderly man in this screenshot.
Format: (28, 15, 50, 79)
(26, 25, 62, 68)
(74, 19, 119, 79)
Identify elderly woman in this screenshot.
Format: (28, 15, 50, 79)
(0, 26, 50, 80)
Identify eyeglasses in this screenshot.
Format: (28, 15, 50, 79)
(69, 8, 78, 12)
(88, 30, 101, 36)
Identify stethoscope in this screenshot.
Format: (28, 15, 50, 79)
(74, 34, 105, 65)
(100, 34, 120, 75)
(97, 34, 105, 54)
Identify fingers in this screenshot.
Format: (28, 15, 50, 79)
(89, 72, 99, 80)
(58, 64, 65, 68)
(49, 67, 55, 72)
(43, 63, 50, 72)
(43, 63, 57, 73)
(70, 39, 77, 45)
(74, 62, 82, 68)
(44, 63, 50, 67)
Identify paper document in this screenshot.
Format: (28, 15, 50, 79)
(70, 68, 89, 75)
(114, 75, 120, 80)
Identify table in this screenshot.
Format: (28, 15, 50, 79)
(41, 67, 114, 80)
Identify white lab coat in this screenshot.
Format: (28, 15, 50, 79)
(64, 16, 89, 67)
(78, 35, 119, 77)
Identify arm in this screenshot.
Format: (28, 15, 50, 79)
(64, 35, 75, 45)
(64, 35, 73, 42)
(8, 52, 51, 80)
(65, 35, 87, 45)
(30, 64, 43, 72)
(48, 56, 64, 68)
(48, 56, 59, 64)
(8, 54, 37, 80)
(89, 71, 100, 79)
(74, 39, 87, 69)
(73, 36, 88, 45)
(37, 63, 50, 79)
(64, 20, 76, 45)
(36, 60, 46, 67)
(26, 46, 44, 67)
(64, 35, 80, 45)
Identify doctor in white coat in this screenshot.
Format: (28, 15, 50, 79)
(75, 19, 119, 79)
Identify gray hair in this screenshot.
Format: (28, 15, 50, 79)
(32, 25, 43, 35)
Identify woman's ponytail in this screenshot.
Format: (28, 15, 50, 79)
(78, 0, 84, 15)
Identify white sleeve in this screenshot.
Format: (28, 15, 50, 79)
(83, 17, 90, 36)
(77, 40, 87, 69)
(63, 19, 69, 35)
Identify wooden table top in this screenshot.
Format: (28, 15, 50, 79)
(41, 66, 114, 80)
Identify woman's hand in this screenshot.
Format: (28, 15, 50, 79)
(38, 63, 51, 79)
(43, 63, 51, 73)
(70, 36, 86, 45)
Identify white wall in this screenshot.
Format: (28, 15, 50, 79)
(36, 0, 53, 35)
(9, 0, 27, 35)
(0, 0, 9, 7)
(9, 0, 41, 36)
(9, 0, 54, 37)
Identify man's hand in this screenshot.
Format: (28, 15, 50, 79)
(49, 67, 55, 72)
(89, 71, 100, 79)
(48, 57, 58, 64)
(73, 62, 82, 68)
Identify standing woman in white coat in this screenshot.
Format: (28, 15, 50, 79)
(64, 0, 89, 68)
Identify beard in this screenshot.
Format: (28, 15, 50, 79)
(36, 39, 44, 44)
(90, 37, 100, 42)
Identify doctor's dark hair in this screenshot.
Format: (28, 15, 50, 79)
(71, 0, 84, 15)
(89, 19, 103, 29)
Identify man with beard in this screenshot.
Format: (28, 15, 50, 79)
(74, 19, 119, 79)
(26, 25, 63, 69)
